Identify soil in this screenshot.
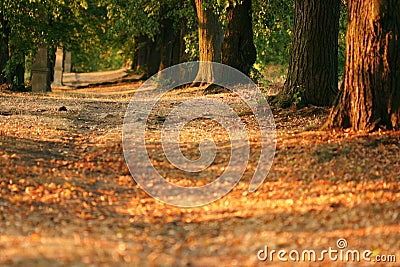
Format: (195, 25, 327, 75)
(0, 83, 399, 266)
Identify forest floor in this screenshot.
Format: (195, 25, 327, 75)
(0, 82, 399, 266)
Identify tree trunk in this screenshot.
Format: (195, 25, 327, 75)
(135, 36, 148, 73)
(134, 36, 161, 78)
(193, 0, 223, 83)
(158, 7, 175, 72)
(0, 13, 10, 84)
(326, 0, 400, 131)
(277, 0, 340, 108)
(6, 43, 25, 89)
(14, 62, 24, 89)
(147, 38, 161, 77)
(48, 47, 56, 84)
(221, 0, 256, 76)
(171, 37, 182, 66)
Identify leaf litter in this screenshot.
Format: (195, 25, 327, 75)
(0, 84, 399, 266)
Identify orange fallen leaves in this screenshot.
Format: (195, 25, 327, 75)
(0, 88, 399, 266)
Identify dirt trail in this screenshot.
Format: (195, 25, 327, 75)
(0, 84, 399, 266)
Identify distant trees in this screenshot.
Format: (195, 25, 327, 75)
(326, 0, 400, 131)
(120, 0, 258, 79)
(221, 0, 256, 76)
(0, 0, 96, 89)
(0, 10, 10, 84)
(0, 0, 33, 88)
(158, 2, 176, 71)
(252, 0, 294, 68)
(191, 0, 257, 82)
(1, 0, 287, 89)
(98, 0, 160, 76)
(276, 0, 340, 108)
(108, 0, 193, 77)
(3, 0, 398, 133)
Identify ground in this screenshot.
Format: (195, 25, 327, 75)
(0, 82, 399, 266)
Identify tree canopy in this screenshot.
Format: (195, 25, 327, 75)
(1, 0, 300, 85)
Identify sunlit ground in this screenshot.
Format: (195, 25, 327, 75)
(0, 84, 399, 266)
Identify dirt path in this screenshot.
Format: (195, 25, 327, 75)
(0, 84, 399, 266)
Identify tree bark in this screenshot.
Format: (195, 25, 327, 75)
(221, 0, 256, 76)
(147, 39, 161, 77)
(194, 0, 222, 62)
(0, 13, 10, 84)
(135, 36, 148, 73)
(277, 0, 340, 108)
(158, 22, 174, 72)
(193, 0, 223, 83)
(326, 0, 400, 131)
(48, 47, 56, 84)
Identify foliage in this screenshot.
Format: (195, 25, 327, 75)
(71, 46, 125, 73)
(252, 0, 294, 69)
(179, 1, 199, 61)
(104, 0, 161, 60)
(0, 0, 88, 75)
(70, 0, 197, 71)
(68, 0, 121, 72)
(292, 85, 305, 107)
(1, 0, 349, 83)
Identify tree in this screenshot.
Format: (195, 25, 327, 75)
(107, 0, 191, 77)
(158, 3, 175, 72)
(192, 0, 223, 83)
(0, 10, 10, 84)
(0, 0, 90, 89)
(326, 0, 400, 131)
(276, 0, 340, 108)
(193, 0, 222, 63)
(221, 0, 256, 76)
(171, 0, 192, 65)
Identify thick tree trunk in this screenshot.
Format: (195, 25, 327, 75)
(194, 0, 222, 62)
(221, 0, 256, 76)
(326, 0, 400, 131)
(277, 0, 340, 108)
(0, 13, 10, 84)
(193, 0, 223, 82)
